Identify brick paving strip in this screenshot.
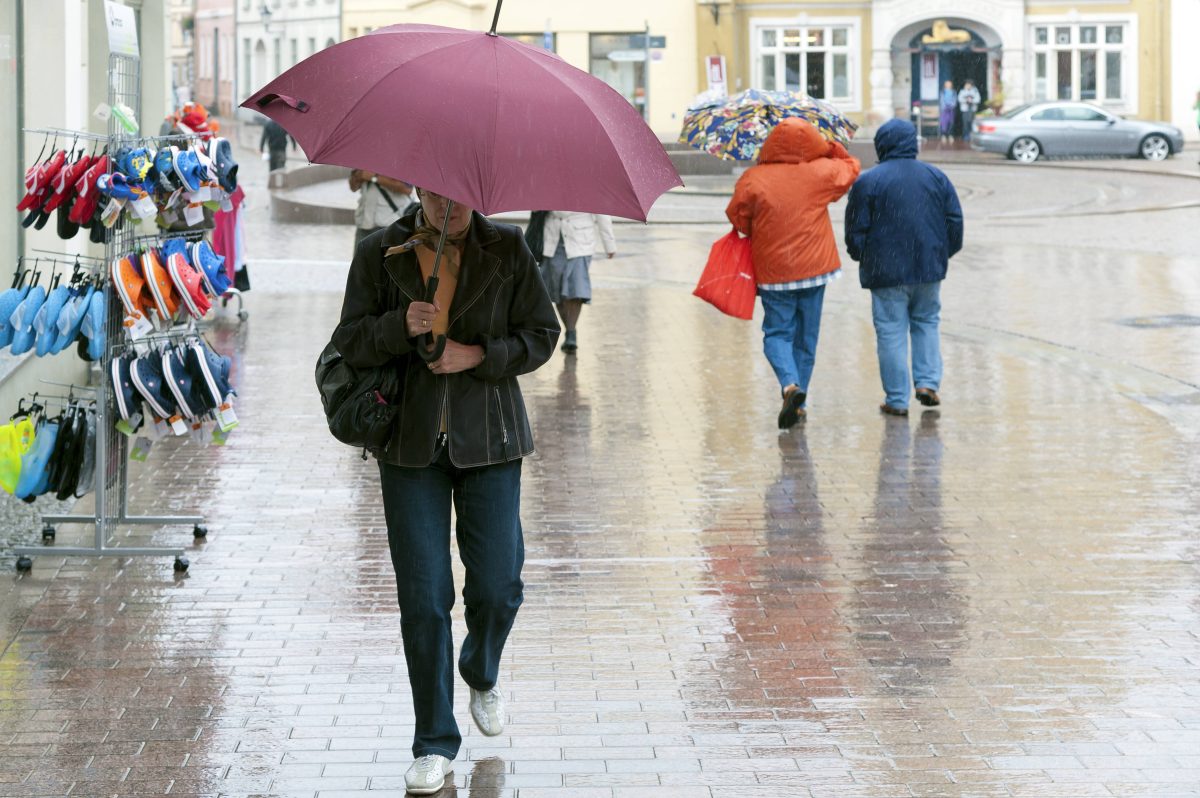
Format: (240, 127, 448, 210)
(2, 159, 1200, 795)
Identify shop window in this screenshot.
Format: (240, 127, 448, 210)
(754, 23, 855, 104)
(503, 33, 557, 52)
(589, 34, 648, 118)
(1031, 21, 1128, 106)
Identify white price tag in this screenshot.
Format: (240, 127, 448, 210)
(190, 186, 212, 203)
(168, 415, 189, 436)
(183, 203, 205, 227)
(130, 194, 157, 220)
(219, 194, 233, 213)
(216, 401, 238, 432)
(123, 310, 154, 341)
(130, 436, 152, 461)
(150, 416, 169, 440)
(101, 198, 125, 227)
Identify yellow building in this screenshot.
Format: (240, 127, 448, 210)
(698, 0, 1174, 133)
(342, 0, 703, 137)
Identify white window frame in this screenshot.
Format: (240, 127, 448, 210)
(750, 16, 861, 112)
(1027, 14, 1137, 114)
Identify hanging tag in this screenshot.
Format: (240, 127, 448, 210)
(101, 198, 125, 228)
(130, 194, 158, 220)
(93, 103, 112, 123)
(167, 187, 184, 208)
(191, 185, 212, 203)
(160, 208, 180, 226)
(211, 426, 230, 446)
(183, 203, 205, 227)
(150, 416, 169, 440)
(215, 400, 238, 432)
(124, 310, 154, 342)
(115, 411, 143, 437)
(168, 414, 189, 436)
(130, 436, 153, 461)
(189, 421, 206, 443)
(219, 193, 233, 213)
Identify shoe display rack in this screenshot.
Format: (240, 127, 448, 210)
(14, 53, 205, 574)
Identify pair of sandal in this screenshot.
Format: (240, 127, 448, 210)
(5, 397, 95, 502)
(111, 239, 229, 325)
(0, 265, 106, 361)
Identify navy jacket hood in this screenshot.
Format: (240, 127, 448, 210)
(874, 119, 919, 162)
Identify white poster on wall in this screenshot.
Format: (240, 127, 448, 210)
(706, 55, 727, 96)
(105, 0, 139, 57)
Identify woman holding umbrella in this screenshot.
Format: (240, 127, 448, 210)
(333, 188, 559, 793)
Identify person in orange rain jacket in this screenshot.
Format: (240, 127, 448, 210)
(725, 118, 860, 429)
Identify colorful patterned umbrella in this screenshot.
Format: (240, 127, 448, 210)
(679, 89, 857, 162)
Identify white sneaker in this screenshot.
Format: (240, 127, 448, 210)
(469, 685, 505, 736)
(405, 754, 452, 795)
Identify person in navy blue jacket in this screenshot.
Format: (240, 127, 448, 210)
(845, 118, 963, 416)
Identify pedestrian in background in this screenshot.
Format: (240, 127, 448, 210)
(938, 81, 958, 142)
(539, 211, 616, 354)
(958, 81, 981, 142)
(349, 170, 415, 249)
(259, 118, 294, 172)
(845, 118, 963, 417)
(333, 187, 559, 795)
(725, 118, 860, 429)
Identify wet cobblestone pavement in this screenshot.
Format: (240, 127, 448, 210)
(1, 143, 1199, 797)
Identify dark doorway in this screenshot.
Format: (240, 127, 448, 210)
(907, 27, 991, 138)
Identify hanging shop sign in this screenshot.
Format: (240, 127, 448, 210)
(105, 0, 140, 58)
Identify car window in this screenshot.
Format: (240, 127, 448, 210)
(1061, 107, 1109, 122)
(1031, 108, 1064, 121)
(1001, 104, 1032, 119)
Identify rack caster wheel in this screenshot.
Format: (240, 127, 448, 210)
(16, 556, 32, 573)
(173, 556, 189, 573)
(193, 524, 208, 539)
(41, 524, 55, 542)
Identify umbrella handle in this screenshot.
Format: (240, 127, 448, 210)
(417, 333, 447, 362)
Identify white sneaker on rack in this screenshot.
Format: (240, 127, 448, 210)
(405, 754, 452, 795)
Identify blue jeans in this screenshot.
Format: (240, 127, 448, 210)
(758, 285, 826, 399)
(871, 282, 943, 409)
(379, 446, 524, 759)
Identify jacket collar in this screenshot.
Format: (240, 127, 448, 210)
(380, 210, 503, 311)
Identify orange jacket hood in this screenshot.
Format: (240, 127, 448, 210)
(758, 118, 830, 165)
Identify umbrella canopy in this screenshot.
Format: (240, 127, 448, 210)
(679, 89, 857, 162)
(241, 24, 682, 221)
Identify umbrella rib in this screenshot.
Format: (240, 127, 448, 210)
(504, 43, 641, 217)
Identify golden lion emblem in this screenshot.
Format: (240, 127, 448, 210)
(922, 20, 971, 44)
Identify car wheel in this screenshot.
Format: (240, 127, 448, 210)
(1010, 137, 1041, 163)
(1140, 134, 1170, 161)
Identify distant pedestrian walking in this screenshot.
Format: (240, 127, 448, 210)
(958, 81, 981, 142)
(349, 170, 415, 249)
(259, 118, 294, 172)
(939, 81, 957, 141)
(539, 211, 616, 354)
(725, 118, 860, 428)
(845, 118, 963, 417)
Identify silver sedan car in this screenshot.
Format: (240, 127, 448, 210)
(971, 101, 1185, 163)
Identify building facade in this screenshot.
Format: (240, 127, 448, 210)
(234, 0, 341, 117)
(1170, 0, 1199, 140)
(168, 0, 195, 108)
(341, 0, 701, 137)
(697, 0, 1177, 134)
(195, 0, 236, 116)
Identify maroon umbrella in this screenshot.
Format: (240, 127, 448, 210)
(241, 21, 681, 222)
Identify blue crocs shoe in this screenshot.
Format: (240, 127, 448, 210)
(14, 418, 59, 500)
(51, 284, 94, 356)
(8, 285, 46, 356)
(130, 353, 177, 421)
(172, 148, 202, 193)
(33, 284, 70, 357)
(78, 290, 106, 362)
(154, 147, 182, 194)
(118, 147, 155, 192)
(0, 283, 30, 349)
(110, 352, 143, 425)
(191, 240, 232, 297)
(97, 172, 141, 201)
(212, 137, 238, 192)
(187, 339, 234, 411)
(163, 345, 212, 420)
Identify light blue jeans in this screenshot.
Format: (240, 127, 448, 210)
(758, 285, 826, 402)
(870, 282, 943, 409)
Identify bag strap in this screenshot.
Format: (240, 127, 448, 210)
(373, 182, 400, 214)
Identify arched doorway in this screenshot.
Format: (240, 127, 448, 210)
(889, 18, 1002, 137)
(253, 39, 267, 99)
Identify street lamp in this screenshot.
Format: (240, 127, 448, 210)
(259, 3, 274, 34)
(704, 1, 722, 25)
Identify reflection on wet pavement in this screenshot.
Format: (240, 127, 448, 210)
(1, 149, 1198, 797)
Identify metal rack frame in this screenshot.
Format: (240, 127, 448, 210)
(15, 53, 205, 573)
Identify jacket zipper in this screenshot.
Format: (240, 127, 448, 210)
(494, 386, 509, 446)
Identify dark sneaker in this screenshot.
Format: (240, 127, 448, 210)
(915, 388, 940, 407)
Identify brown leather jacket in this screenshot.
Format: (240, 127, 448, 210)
(333, 209, 560, 468)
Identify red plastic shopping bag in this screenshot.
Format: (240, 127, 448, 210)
(693, 228, 756, 320)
